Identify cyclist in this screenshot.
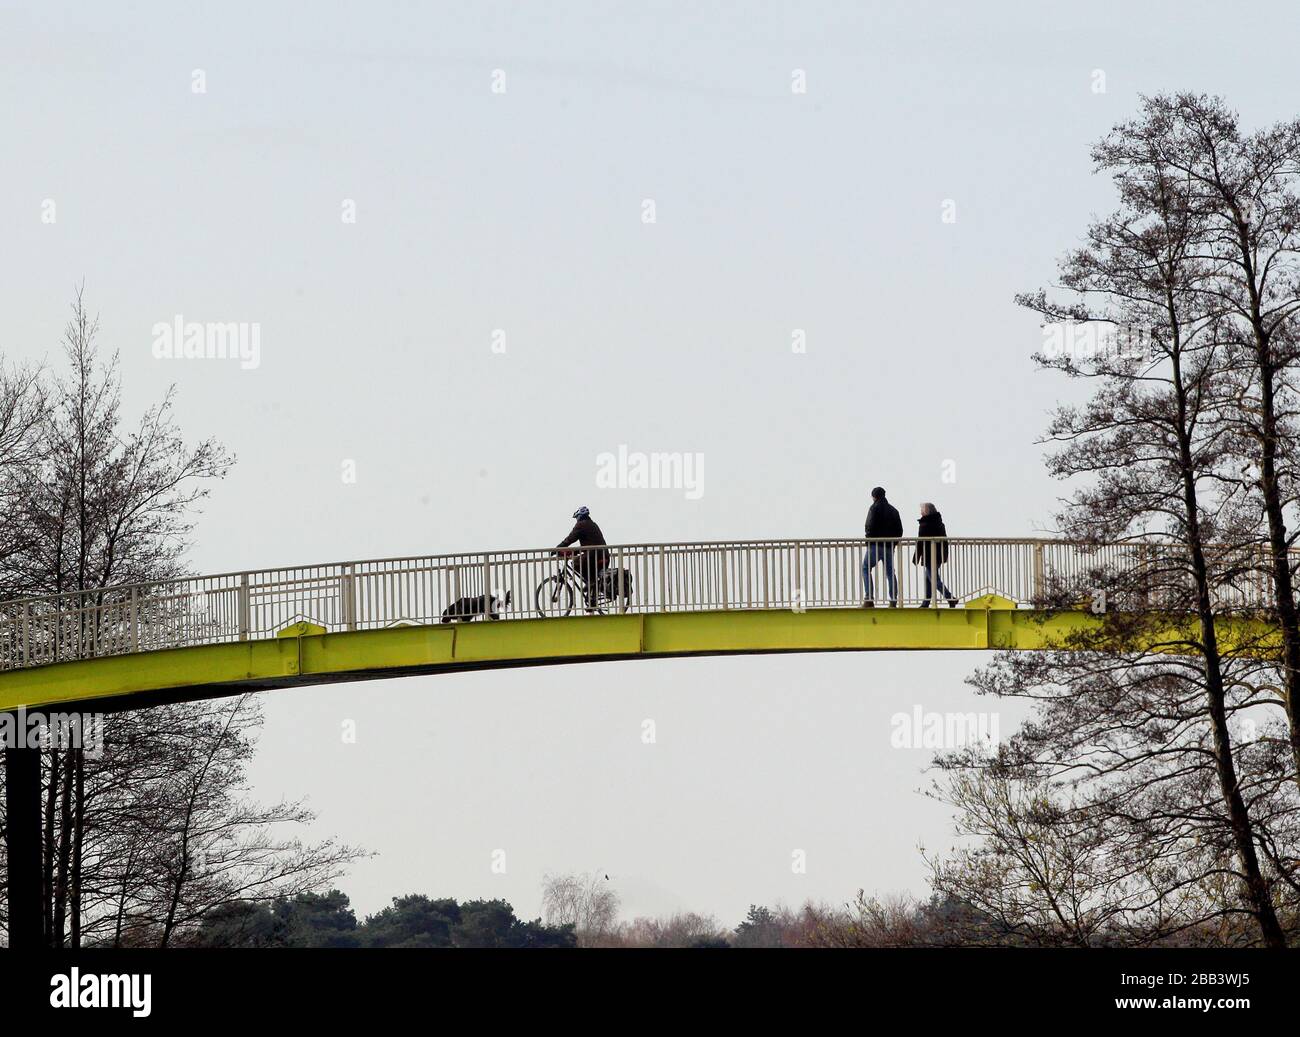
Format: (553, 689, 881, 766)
(556, 506, 610, 607)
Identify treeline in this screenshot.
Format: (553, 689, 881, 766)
(541, 868, 1300, 948)
(191, 892, 576, 949)
(186, 888, 942, 949)
(187, 889, 788, 949)
(190, 889, 1296, 949)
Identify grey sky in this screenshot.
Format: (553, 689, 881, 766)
(4, 0, 1297, 924)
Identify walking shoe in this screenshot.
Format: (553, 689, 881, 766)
(947, 596, 958, 607)
(862, 599, 875, 608)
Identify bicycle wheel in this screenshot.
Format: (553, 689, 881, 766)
(535, 575, 576, 617)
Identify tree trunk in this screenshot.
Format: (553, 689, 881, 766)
(52, 748, 73, 947)
(1249, 345, 1300, 789)
(70, 747, 84, 948)
(42, 748, 57, 942)
(4, 745, 45, 949)
(1172, 345, 1286, 948)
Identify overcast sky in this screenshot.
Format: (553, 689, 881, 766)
(5, 0, 1299, 925)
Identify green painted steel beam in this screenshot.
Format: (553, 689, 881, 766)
(0, 606, 1280, 714)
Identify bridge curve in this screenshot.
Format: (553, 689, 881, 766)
(0, 538, 1282, 712)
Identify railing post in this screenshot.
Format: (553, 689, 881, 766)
(792, 542, 801, 608)
(20, 602, 30, 665)
(1260, 545, 1269, 610)
(82, 592, 91, 658)
(1032, 543, 1045, 602)
(721, 548, 729, 609)
(616, 548, 626, 613)
(1138, 544, 1150, 610)
(238, 573, 250, 642)
(482, 556, 493, 615)
(896, 540, 903, 606)
(129, 587, 140, 652)
(342, 564, 356, 631)
(762, 548, 770, 608)
(658, 546, 667, 612)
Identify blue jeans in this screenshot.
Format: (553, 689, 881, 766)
(862, 543, 897, 604)
(920, 564, 953, 605)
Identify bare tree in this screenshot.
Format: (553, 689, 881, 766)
(612, 911, 727, 948)
(1130, 95, 1300, 787)
(2, 288, 360, 948)
(14, 285, 232, 599)
(108, 696, 363, 947)
(12, 287, 230, 947)
(1003, 97, 1289, 951)
(0, 359, 48, 941)
(923, 759, 1278, 946)
(540, 871, 620, 946)
(955, 94, 1300, 947)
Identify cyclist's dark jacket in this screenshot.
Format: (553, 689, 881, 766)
(558, 517, 609, 567)
(864, 499, 903, 539)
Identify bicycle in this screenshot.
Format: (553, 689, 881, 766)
(534, 548, 634, 617)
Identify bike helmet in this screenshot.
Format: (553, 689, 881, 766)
(573, 506, 590, 519)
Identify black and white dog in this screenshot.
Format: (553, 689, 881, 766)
(440, 590, 511, 623)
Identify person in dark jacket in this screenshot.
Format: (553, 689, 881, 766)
(912, 502, 957, 607)
(862, 487, 902, 607)
(556, 506, 609, 607)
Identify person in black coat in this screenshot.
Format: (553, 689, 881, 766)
(861, 487, 902, 606)
(556, 506, 609, 606)
(912, 502, 957, 607)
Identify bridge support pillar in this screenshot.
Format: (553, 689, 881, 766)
(4, 740, 44, 949)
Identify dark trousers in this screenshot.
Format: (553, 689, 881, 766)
(569, 552, 606, 604)
(921, 563, 954, 604)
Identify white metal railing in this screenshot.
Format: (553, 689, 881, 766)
(0, 538, 1292, 672)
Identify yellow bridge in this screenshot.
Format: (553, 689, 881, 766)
(0, 537, 1280, 713)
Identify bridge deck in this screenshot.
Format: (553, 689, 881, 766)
(0, 604, 1277, 714)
